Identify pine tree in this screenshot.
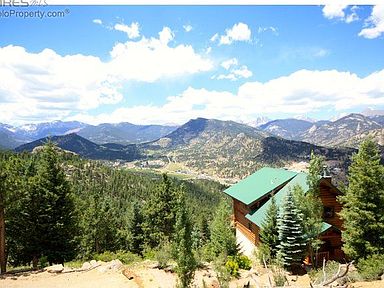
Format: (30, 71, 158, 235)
(307, 151, 325, 197)
(0, 157, 6, 273)
(259, 196, 279, 258)
(174, 185, 196, 288)
(277, 190, 306, 270)
(144, 174, 178, 247)
(339, 139, 384, 260)
(293, 152, 325, 263)
(130, 201, 144, 256)
(18, 143, 76, 266)
(209, 200, 237, 257)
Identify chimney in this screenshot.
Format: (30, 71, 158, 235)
(322, 165, 332, 182)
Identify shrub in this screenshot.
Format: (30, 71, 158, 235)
(235, 255, 252, 270)
(357, 254, 384, 281)
(213, 254, 231, 288)
(256, 243, 271, 265)
(93, 251, 141, 264)
(38, 256, 49, 268)
(308, 260, 362, 285)
(309, 261, 340, 284)
(272, 265, 286, 287)
(155, 241, 172, 269)
(224, 254, 252, 277)
(225, 258, 240, 277)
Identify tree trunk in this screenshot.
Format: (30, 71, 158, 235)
(32, 255, 38, 269)
(0, 201, 6, 274)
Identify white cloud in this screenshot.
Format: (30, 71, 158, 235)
(322, 4, 348, 19)
(216, 74, 238, 81)
(322, 4, 359, 24)
(183, 25, 193, 32)
(216, 59, 252, 81)
(114, 22, 140, 39)
(345, 6, 359, 23)
(358, 5, 384, 39)
(0, 45, 121, 124)
(93, 19, 102, 25)
(221, 58, 238, 70)
(313, 48, 330, 58)
(257, 26, 278, 35)
(210, 33, 219, 42)
(219, 22, 251, 45)
(109, 31, 212, 82)
(69, 69, 384, 125)
(232, 66, 252, 79)
(158, 27, 175, 45)
(0, 27, 213, 125)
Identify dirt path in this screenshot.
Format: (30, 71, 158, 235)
(1, 261, 383, 288)
(1, 269, 136, 288)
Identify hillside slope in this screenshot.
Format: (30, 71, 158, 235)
(15, 134, 141, 161)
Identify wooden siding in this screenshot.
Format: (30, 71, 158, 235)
(232, 177, 344, 258)
(319, 179, 343, 230)
(233, 199, 260, 244)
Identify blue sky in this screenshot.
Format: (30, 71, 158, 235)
(0, 5, 383, 125)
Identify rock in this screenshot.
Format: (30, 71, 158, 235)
(381, 273, 384, 280)
(97, 265, 108, 273)
(110, 259, 123, 270)
(90, 260, 97, 267)
(122, 268, 135, 280)
(81, 262, 91, 270)
(46, 264, 64, 273)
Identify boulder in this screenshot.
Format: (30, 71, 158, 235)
(81, 262, 91, 270)
(46, 264, 64, 273)
(381, 273, 384, 281)
(90, 260, 98, 267)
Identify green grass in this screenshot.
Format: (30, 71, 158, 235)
(65, 260, 83, 268)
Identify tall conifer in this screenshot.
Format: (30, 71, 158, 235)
(339, 139, 384, 260)
(259, 196, 279, 258)
(277, 190, 306, 270)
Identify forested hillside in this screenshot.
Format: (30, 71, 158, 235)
(0, 144, 227, 270)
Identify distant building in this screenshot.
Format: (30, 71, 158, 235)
(224, 167, 344, 263)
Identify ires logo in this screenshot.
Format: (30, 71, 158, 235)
(0, 0, 48, 6)
(0, 0, 29, 6)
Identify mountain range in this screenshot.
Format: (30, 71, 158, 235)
(0, 121, 177, 149)
(15, 117, 359, 181)
(4, 112, 384, 181)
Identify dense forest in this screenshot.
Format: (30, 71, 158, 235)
(0, 143, 230, 276)
(1, 139, 383, 288)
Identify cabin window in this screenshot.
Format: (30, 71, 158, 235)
(323, 206, 334, 218)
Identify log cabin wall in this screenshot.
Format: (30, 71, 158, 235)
(233, 199, 260, 244)
(319, 179, 343, 230)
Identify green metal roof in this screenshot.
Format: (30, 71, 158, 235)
(224, 167, 298, 205)
(245, 172, 309, 227)
(320, 222, 332, 234)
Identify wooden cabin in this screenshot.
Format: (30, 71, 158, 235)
(224, 167, 344, 263)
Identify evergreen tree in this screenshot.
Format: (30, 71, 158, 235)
(174, 185, 196, 288)
(307, 151, 325, 196)
(339, 139, 384, 260)
(130, 201, 144, 255)
(0, 157, 6, 273)
(3, 154, 34, 267)
(18, 143, 76, 266)
(144, 174, 178, 247)
(209, 200, 237, 257)
(277, 190, 306, 270)
(259, 196, 279, 258)
(293, 152, 325, 263)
